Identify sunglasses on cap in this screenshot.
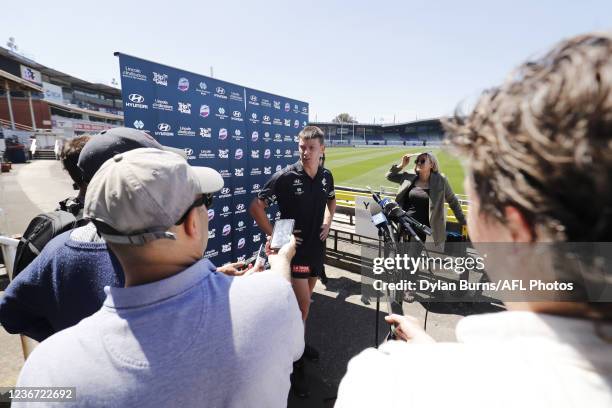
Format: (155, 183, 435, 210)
(416, 157, 428, 165)
(175, 193, 214, 225)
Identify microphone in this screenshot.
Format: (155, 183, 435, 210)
(371, 194, 432, 237)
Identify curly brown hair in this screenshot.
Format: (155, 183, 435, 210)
(444, 33, 612, 242)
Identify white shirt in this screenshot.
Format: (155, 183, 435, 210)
(336, 311, 612, 408)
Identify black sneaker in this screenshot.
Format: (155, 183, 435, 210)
(290, 358, 310, 398)
(303, 344, 319, 362)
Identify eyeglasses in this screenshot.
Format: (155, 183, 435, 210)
(175, 193, 214, 225)
(416, 158, 427, 165)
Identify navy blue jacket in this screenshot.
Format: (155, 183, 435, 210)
(0, 230, 124, 342)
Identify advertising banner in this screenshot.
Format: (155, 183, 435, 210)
(117, 53, 309, 264)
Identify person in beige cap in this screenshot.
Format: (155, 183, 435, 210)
(16, 148, 304, 408)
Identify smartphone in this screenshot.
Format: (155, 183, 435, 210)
(270, 219, 295, 249)
(254, 243, 267, 268)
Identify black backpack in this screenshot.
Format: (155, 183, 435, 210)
(12, 210, 86, 279)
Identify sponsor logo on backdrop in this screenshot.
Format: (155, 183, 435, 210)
(274, 149, 282, 158)
(178, 126, 196, 136)
(294, 120, 300, 128)
(251, 131, 259, 142)
(248, 94, 259, 107)
(153, 72, 168, 86)
(234, 148, 244, 160)
(231, 110, 243, 122)
(126, 93, 148, 109)
(184, 148, 196, 160)
(250, 167, 261, 176)
(294, 135, 300, 142)
(302, 120, 307, 127)
(276, 165, 283, 172)
(208, 228, 216, 239)
(199, 105, 210, 118)
(251, 150, 260, 159)
(219, 187, 231, 198)
(273, 118, 283, 126)
(219, 169, 231, 178)
(274, 133, 282, 142)
(302, 106, 308, 115)
(232, 129, 243, 141)
(133, 120, 144, 129)
(262, 115, 271, 125)
(249, 113, 259, 124)
(204, 249, 219, 258)
(155, 123, 173, 136)
(284, 134, 292, 142)
(261, 98, 271, 108)
(221, 206, 232, 217)
(223, 225, 231, 237)
(237, 221, 245, 229)
(218, 128, 228, 140)
(251, 183, 261, 193)
(273, 100, 281, 109)
(196, 81, 210, 96)
(252, 233, 262, 243)
(234, 186, 246, 195)
(218, 149, 229, 159)
(237, 238, 246, 249)
(264, 166, 272, 174)
(235, 203, 246, 214)
(284, 149, 292, 158)
(284, 119, 291, 127)
(178, 77, 190, 91)
(216, 107, 228, 120)
(153, 98, 173, 111)
(294, 149, 300, 157)
(284, 102, 290, 112)
(264, 149, 271, 159)
(215, 86, 227, 99)
(263, 132, 272, 142)
(237, 254, 247, 262)
(230, 91, 243, 102)
(208, 209, 215, 221)
(199, 149, 214, 159)
(234, 168, 244, 177)
(178, 102, 192, 114)
(221, 243, 231, 253)
(200, 127, 211, 138)
(122, 66, 147, 81)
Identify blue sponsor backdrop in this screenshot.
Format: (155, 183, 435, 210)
(117, 53, 309, 265)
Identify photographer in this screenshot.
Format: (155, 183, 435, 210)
(336, 33, 612, 407)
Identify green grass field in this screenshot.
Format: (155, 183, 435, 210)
(325, 147, 466, 195)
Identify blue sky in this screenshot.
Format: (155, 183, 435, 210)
(3, 0, 610, 123)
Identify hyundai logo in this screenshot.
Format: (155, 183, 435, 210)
(236, 204, 245, 211)
(221, 187, 230, 195)
(253, 184, 260, 190)
(208, 209, 215, 221)
(250, 95, 257, 101)
(158, 123, 171, 132)
(184, 148, 194, 156)
(233, 111, 242, 118)
(263, 115, 270, 122)
(128, 93, 144, 103)
(216, 87, 225, 95)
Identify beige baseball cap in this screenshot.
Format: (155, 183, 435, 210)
(84, 147, 223, 245)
